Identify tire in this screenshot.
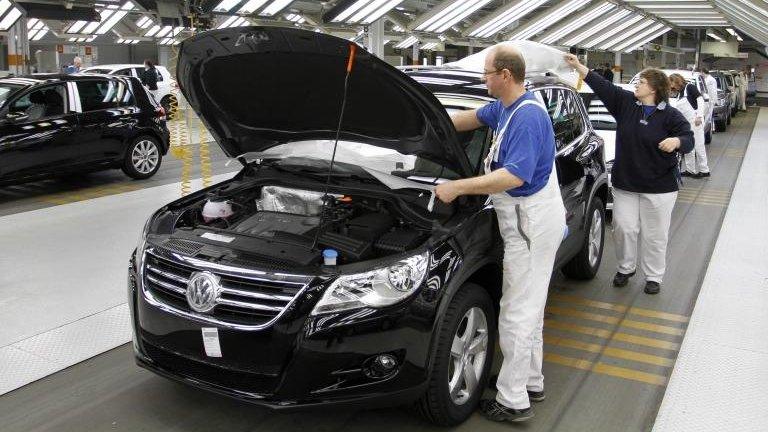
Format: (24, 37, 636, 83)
(416, 283, 496, 426)
(562, 196, 605, 280)
(705, 129, 712, 144)
(727, 112, 732, 125)
(160, 95, 178, 119)
(716, 119, 726, 132)
(122, 135, 163, 180)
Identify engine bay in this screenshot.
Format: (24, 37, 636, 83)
(165, 182, 434, 267)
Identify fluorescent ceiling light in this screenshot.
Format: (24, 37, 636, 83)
(631, 4, 714, 8)
(508, 0, 591, 40)
(623, 26, 671, 52)
(561, 9, 631, 46)
(213, 0, 241, 12)
(359, 0, 405, 24)
(155, 25, 173, 38)
(173, 26, 185, 36)
(395, 35, 418, 48)
(599, 19, 656, 50)
(260, 0, 295, 16)
(95, 10, 127, 34)
(0, 6, 20, 31)
(706, 31, 725, 41)
(285, 13, 306, 23)
(136, 16, 153, 28)
(613, 23, 666, 51)
(467, 0, 549, 38)
(415, 0, 493, 33)
(539, 2, 615, 44)
(144, 24, 161, 36)
(238, 0, 269, 14)
(583, 14, 643, 48)
(421, 42, 438, 50)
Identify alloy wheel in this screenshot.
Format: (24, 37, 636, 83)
(588, 208, 603, 267)
(132, 140, 159, 174)
(448, 307, 488, 405)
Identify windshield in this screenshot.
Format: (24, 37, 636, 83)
(0, 83, 26, 108)
(589, 114, 617, 131)
(245, 140, 460, 182)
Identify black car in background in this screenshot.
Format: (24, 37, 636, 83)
(128, 27, 608, 426)
(0, 74, 170, 186)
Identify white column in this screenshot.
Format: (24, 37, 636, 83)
(412, 41, 419, 66)
(366, 19, 385, 59)
(7, 15, 30, 75)
(158, 46, 171, 68)
(676, 31, 682, 68)
(661, 33, 668, 67)
(614, 51, 622, 83)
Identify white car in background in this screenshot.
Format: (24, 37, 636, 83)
(81, 64, 179, 117)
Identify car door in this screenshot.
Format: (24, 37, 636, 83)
(0, 83, 78, 181)
(74, 77, 140, 163)
(535, 87, 591, 259)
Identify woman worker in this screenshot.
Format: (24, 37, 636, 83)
(669, 73, 710, 178)
(564, 54, 694, 295)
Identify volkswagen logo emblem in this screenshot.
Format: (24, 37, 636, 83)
(186, 271, 221, 313)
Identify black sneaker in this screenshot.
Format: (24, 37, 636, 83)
(680, 171, 697, 178)
(696, 172, 711, 178)
(527, 389, 546, 402)
(613, 271, 636, 287)
(644, 281, 661, 295)
(486, 375, 546, 403)
(479, 399, 534, 422)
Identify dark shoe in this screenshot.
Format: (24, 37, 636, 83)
(696, 172, 711, 178)
(680, 171, 697, 178)
(613, 271, 636, 287)
(644, 281, 661, 295)
(480, 399, 534, 422)
(486, 375, 546, 403)
(527, 389, 546, 402)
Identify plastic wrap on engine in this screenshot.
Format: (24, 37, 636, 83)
(256, 186, 327, 216)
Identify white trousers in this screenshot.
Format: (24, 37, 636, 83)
(684, 122, 709, 174)
(491, 172, 565, 409)
(612, 188, 677, 283)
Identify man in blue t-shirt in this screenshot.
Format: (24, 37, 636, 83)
(435, 45, 566, 423)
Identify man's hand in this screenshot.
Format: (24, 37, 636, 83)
(435, 181, 463, 204)
(694, 116, 702, 127)
(658, 137, 681, 153)
(563, 54, 589, 77)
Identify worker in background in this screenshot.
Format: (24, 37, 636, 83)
(669, 73, 709, 178)
(564, 54, 693, 295)
(64, 57, 82, 74)
(603, 62, 614, 83)
(700, 68, 718, 133)
(739, 71, 748, 111)
(436, 45, 566, 423)
(140, 59, 159, 100)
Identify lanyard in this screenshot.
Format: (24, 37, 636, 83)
(640, 106, 656, 125)
(484, 99, 547, 173)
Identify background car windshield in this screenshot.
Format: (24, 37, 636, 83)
(0, 84, 25, 108)
(254, 140, 461, 181)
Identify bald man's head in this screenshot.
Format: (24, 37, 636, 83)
(489, 45, 526, 83)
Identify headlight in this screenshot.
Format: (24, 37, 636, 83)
(311, 251, 430, 315)
(134, 212, 156, 273)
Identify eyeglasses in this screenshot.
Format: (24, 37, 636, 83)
(635, 80, 649, 88)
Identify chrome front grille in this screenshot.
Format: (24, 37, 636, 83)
(141, 248, 313, 328)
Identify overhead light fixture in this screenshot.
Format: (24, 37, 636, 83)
(285, 13, 305, 23)
(238, 0, 269, 14)
(65, 1, 135, 35)
(260, 0, 295, 16)
(144, 24, 161, 36)
(538, 2, 615, 44)
(630, 4, 714, 8)
(0, 0, 22, 32)
(726, 27, 744, 41)
(508, 0, 591, 40)
(213, 0, 241, 12)
(414, 0, 494, 33)
(706, 31, 725, 41)
(599, 19, 657, 50)
(613, 23, 666, 51)
(395, 35, 418, 48)
(325, 0, 405, 24)
(155, 25, 173, 38)
(466, 0, 549, 39)
(421, 42, 439, 50)
(583, 14, 643, 48)
(136, 16, 153, 29)
(561, 9, 631, 46)
(622, 25, 671, 52)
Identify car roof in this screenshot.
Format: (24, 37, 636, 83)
(401, 66, 575, 101)
(0, 73, 131, 87)
(82, 64, 170, 73)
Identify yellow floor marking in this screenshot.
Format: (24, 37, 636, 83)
(544, 353, 592, 370)
(611, 333, 680, 351)
(550, 294, 628, 312)
(679, 188, 731, 196)
(620, 319, 685, 336)
(545, 337, 675, 367)
(546, 306, 620, 324)
(677, 191, 731, 199)
(544, 319, 613, 338)
(627, 307, 689, 323)
(591, 363, 667, 386)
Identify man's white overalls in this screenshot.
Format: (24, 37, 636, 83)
(484, 99, 566, 410)
(672, 85, 709, 175)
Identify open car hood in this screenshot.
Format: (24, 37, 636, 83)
(176, 26, 471, 176)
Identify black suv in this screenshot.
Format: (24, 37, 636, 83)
(0, 74, 170, 185)
(128, 27, 608, 426)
